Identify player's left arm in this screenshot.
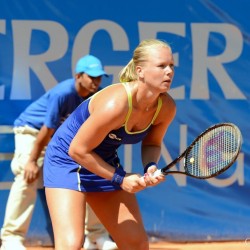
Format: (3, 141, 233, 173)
(141, 94, 176, 174)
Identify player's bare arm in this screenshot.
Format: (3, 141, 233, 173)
(141, 93, 176, 163)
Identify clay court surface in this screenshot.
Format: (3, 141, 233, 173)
(26, 241, 249, 250)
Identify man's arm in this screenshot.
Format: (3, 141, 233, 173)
(24, 125, 54, 183)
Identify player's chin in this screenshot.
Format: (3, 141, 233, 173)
(160, 85, 170, 93)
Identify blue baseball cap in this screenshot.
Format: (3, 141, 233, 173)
(75, 55, 107, 77)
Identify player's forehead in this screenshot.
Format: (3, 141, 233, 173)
(145, 47, 173, 65)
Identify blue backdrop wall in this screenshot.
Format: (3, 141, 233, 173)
(0, 0, 250, 245)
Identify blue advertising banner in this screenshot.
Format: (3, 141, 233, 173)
(0, 0, 249, 244)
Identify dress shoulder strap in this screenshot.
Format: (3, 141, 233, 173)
(122, 82, 133, 124)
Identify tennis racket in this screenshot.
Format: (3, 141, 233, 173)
(154, 123, 242, 179)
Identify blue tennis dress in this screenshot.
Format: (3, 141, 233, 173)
(43, 83, 162, 192)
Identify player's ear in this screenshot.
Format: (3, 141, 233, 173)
(136, 66, 144, 78)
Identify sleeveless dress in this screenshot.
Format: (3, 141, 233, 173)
(43, 83, 162, 192)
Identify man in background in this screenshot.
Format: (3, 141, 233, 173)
(0, 55, 117, 250)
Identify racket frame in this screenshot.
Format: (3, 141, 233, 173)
(158, 123, 242, 179)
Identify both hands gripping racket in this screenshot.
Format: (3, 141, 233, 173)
(154, 123, 242, 179)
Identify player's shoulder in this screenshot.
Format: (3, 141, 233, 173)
(97, 83, 127, 102)
(100, 82, 125, 93)
(160, 92, 176, 109)
(90, 83, 128, 114)
(157, 92, 176, 122)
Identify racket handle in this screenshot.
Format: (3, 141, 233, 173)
(153, 169, 162, 177)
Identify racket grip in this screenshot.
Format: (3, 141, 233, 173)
(153, 169, 162, 177)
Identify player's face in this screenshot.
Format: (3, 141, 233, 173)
(139, 47, 174, 92)
(81, 73, 102, 93)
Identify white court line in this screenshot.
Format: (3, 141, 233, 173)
(0, 182, 44, 190)
(0, 182, 13, 190)
(0, 126, 14, 190)
(0, 153, 13, 160)
(0, 125, 14, 160)
(0, 125, 13, 133)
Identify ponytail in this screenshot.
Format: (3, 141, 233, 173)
(119, 59, 137, 82)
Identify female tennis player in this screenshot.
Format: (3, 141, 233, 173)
(43, 39, 176, 250)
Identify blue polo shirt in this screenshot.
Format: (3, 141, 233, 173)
(14, 79, 84, 130)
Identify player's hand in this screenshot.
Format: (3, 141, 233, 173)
(143, 165, 165, 187)
(24, 161, 40, 184)
(120, 173, 147, 193)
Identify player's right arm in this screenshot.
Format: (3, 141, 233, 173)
(68, 84, 146, 193)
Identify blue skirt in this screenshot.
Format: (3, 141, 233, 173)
(43, 146, 123, 192)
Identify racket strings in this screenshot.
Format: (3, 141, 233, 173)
(185, 125, 241, 178)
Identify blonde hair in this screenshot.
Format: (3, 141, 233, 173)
(119, 39, 172, 82)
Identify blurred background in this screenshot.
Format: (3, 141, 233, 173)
(0, 0, 249, 246)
